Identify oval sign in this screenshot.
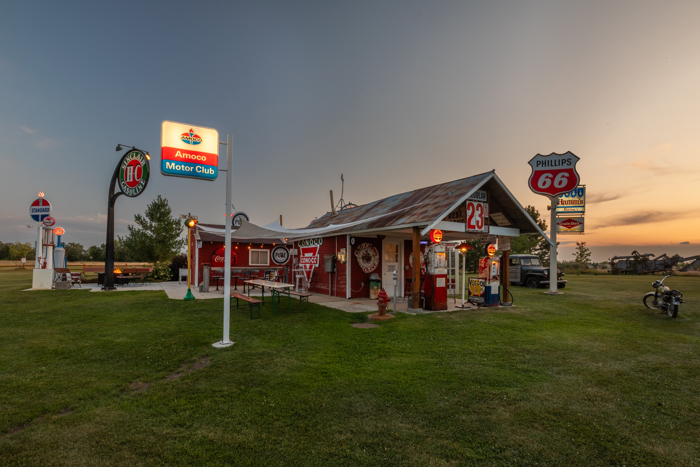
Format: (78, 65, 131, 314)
(429, 229, 443, 243)
(211, 247, 237, 268)
(42, 216, 56, 227)
(486, 243, 496, 257)
(54, 227, 65, 236)
(232, 212, 249, 228)
(118, 149, 150, 197)
(271, 246, 290, 265)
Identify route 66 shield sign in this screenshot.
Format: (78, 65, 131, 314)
(528, 151, 580, 198)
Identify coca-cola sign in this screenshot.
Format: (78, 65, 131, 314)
(211, 247, 237, 267)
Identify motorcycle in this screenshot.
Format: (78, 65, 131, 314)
(643, 274, 684, 318)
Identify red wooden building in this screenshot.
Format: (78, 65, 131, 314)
(190, 171, 551, 304)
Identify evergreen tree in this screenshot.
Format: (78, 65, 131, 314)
(119, 196, 184, 262)
(573, 241, 591, 270)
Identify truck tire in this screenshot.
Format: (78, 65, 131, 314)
(525, 277, 540, 288)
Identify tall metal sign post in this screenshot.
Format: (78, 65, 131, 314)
(160, 121, 234, 348)
(105, 148, 151, 290)
(527, 152, 580, 294)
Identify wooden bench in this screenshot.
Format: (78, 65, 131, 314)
(231, 291, 263, 319)
(289, 291, 311, 309)
(119, 267, 152, 286)
(54, 268, 82, 287)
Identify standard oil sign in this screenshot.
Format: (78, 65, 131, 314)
(161, 121, 218, 181)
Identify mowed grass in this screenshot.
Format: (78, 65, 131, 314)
(1, 271, 699, 466)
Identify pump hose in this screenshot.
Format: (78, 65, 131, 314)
(500, 285, 514, 306)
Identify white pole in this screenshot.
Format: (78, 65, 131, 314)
(214, 133, 234, 348)
(549, 197, 558, 293)
(35, 226, 42, 269)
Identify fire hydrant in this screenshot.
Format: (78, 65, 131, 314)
(370, 288, 395, 320)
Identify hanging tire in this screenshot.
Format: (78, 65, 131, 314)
(668, 304, 678, 318)
(643, 293, 656, 309)
(525, 277, 540, 288)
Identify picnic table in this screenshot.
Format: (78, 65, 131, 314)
(244, 280, 295, 316)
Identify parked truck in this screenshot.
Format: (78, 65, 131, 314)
(506, 254, 567, 289)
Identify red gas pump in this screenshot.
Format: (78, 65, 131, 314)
(424, 242, 448, 310)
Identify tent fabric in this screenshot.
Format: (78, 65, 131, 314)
(197, 204, 421, 240)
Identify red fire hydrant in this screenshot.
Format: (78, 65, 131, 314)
(370, 288, 395, 320)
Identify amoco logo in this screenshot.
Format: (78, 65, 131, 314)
(180, 129, 203, 145)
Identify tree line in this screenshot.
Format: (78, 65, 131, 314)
(0, 196, 185, 264)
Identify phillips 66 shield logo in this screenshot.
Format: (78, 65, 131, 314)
(528, 151, 580, 198)
(118, 149, 150, 197)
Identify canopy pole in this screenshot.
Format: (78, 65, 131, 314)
(411, 227, 421, 310)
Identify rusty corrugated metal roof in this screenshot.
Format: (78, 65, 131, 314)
(306, 171, 493, 231)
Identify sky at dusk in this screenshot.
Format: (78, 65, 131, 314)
(1, 0, 699, 262)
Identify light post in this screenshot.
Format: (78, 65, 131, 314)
(105, 145, 150, 290)
(455, 242, 473, 308)
(184, 218, 198, 300)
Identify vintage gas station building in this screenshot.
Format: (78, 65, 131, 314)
(190, 170, 549, 306)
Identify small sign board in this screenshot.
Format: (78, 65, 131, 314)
(30, 197, 52, 222)
(498, 236, 511, 251)
(556, 186, 586, 215)
(42, 216, 56, 227)
(468, 277, 486, 304)
(556, 217, 585, 234)
(161, 121, 219, 181)
(479, 233, 497, 245)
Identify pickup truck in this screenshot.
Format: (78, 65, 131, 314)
(506, 254, 567, 289)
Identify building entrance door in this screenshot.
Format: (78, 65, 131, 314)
(382, 239, 401, 298)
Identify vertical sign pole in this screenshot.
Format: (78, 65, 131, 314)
(461, 251, 466, 307)
(35, 226, 42, 269)
(549, 197, 558, 294)
(184, 225, 194, 300)
(214, 133, 234, 348)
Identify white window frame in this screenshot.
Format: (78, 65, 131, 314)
(249, 249, 270, 266)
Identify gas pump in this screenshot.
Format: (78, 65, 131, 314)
(424, 237, 447, 311)
(479, 243, 500, 307)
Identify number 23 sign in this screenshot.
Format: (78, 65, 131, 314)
(528, 152, 580, 198)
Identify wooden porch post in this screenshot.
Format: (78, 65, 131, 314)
(411, 226, 421, 310)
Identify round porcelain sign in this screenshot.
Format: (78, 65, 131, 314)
(118, 149, 150, 197)
(271, 246, 290, 265)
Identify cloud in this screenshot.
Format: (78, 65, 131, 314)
(596, 210, 687, 228)
(587, 193, 621, 204)
(680, 241, 690, 245)
(624, 143, 699, 176)
(19, 126, 34, 134)
(36, 137, 59, 150)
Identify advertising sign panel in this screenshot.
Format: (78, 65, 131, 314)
(528, 152, 580, 198)
(298, 238, 323, 282)
(118, 150, 150, 197)
(468, 278, 486, 304)
(556, 217, 585, 234)
(211, 247, 237, 267)
(161, 121, 219, 181)
(556, 186, 586, 215)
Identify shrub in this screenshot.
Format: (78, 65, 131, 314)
(150, 261, 173, 281)
(169, 254, 188, 280)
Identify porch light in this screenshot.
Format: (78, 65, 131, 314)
(455, 243, 473, 253)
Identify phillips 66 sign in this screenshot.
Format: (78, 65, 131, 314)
(528, 151, 580, 198)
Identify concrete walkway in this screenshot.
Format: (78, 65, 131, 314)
(67, 282, 481, 313)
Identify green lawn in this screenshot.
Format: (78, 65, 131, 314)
(1, 271, 699, 466)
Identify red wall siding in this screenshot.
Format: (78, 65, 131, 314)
(348, 236, 383, 299)
(191, 236, 291, 286)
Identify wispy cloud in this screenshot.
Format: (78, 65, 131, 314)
(19, 126, 34, 134)
(624, 143, 699, 176)
(587, 193, 621, 204)
(594, 210, 687, 228)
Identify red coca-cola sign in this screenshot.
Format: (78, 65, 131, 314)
(211, 247, 237, 267)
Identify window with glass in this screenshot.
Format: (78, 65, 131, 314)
(249, 249, 270, 266)
(384, 244, 399, 262)
(520, 258, 532, 265)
